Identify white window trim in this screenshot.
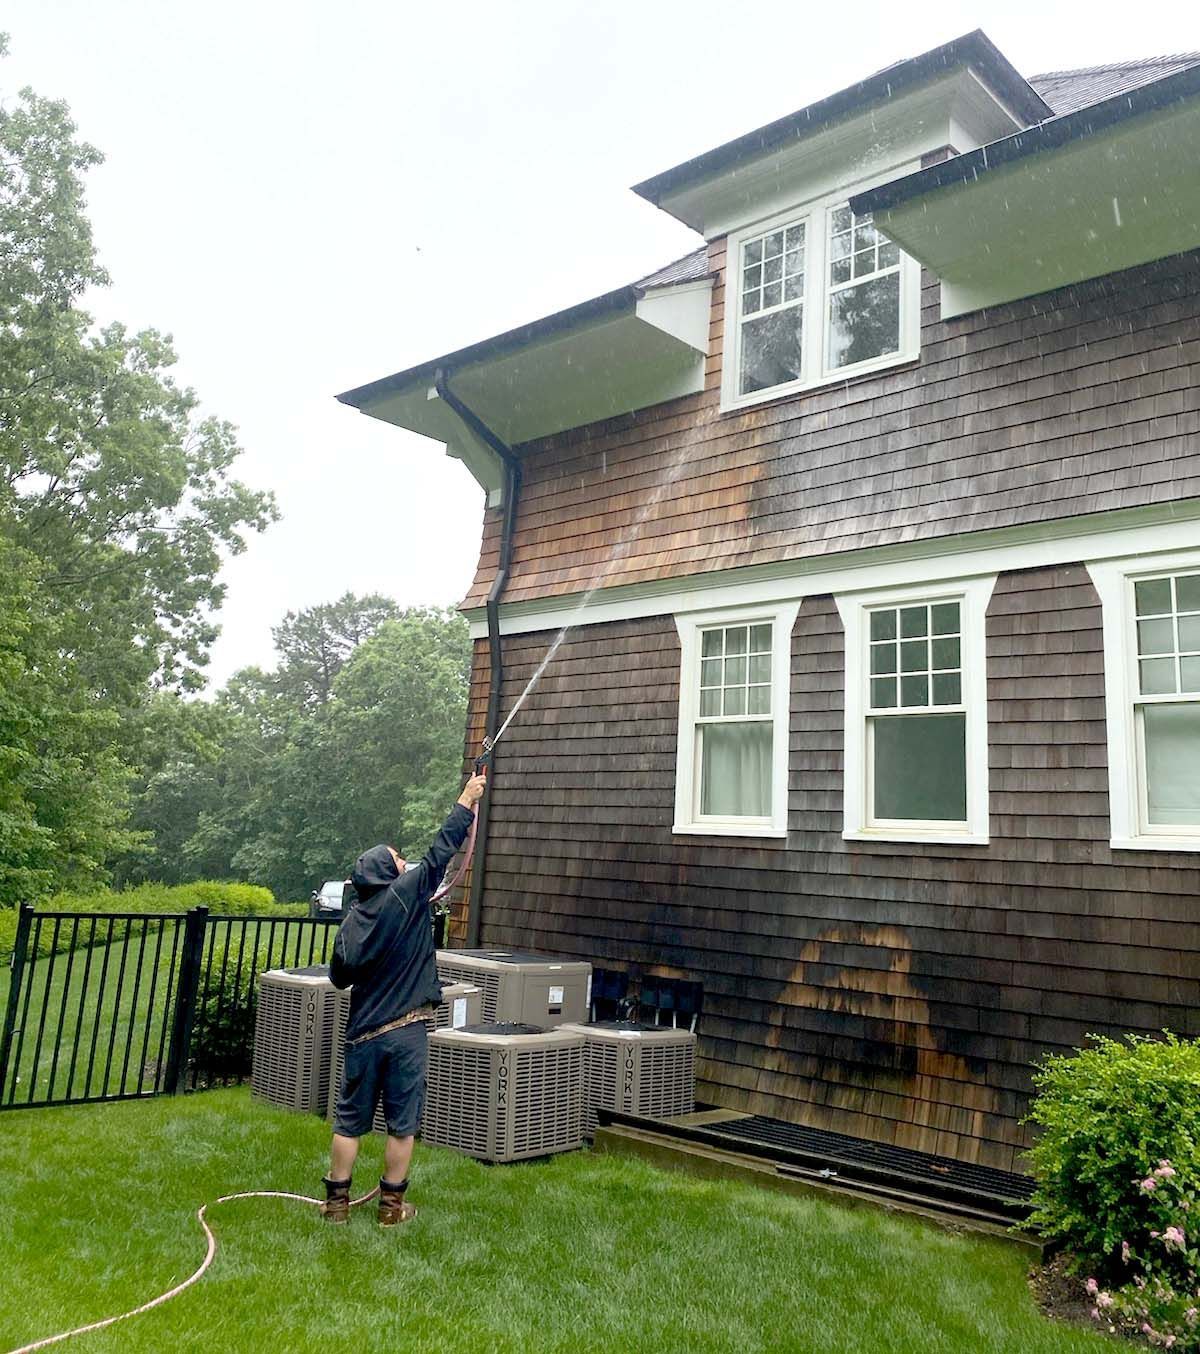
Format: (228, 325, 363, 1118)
(673, 601, 800, 838)
(836, 576, 996, 846)
(720, 170, 922, 415)
(1088, 549, 1200, 853)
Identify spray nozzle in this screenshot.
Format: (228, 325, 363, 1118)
(474, 737, 495, 777)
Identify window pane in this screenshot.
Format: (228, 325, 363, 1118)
(932, 672, 962, 705)
(702, 630, 723, 658)
(931, 637, 960, 669)
(762, 282, 782, 308)
(1138, 617, 1175, 655)
(742, 264, 762, 292)
(700, 688, 721, 717)
(900, 639, 927, 672)
(1177, 574, 1200, 612)
(744, 239, 762, 265)
(899, 606, 928, 638)
(1144, 704, 1200, 826)
(701, 658, 722, 687)
(1135, 577, 1172, 616)
(724, 655, 747, 686)
(830, 205, 851, 234)
(740, 307, 803, 394)
(870, 643, 897, 675)
(766, 232, 784, 257)
(749, 623, 772, 652)
(749, 654, 771, 683)
(700, 722, 771, 818)
(1179, 615, 1200, 652)
(870, 609, 897, 641)
(871, 677, 897, 708)
(828, 271, 900, 370)
(723, 686, 746, 716)
(931, 602, 960, 635)
(900, 674, 929, 707)
(747, 685, 771, 715)
(872, 713, 966, 822)
(1140, 657, 1177, 696)
(1181, 656, 1200, 693)
(726, 627, 748, 655)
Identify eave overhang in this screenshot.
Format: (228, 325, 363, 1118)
(632, 30, 1049, 236)
(337, 275, 713, 505)
(851, 63, 1200, 318)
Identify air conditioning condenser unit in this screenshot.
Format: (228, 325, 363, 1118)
(252, 965, 349, 1114)
(422, 1022, 584, 1163)
(559, 1020, 696, 1136)
(435, 949, 591, 1027)
(325, 982, 483, 1126)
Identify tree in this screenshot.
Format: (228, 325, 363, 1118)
(271, 592, 400, 708)
(0, 540, 135, 904)
(0, 46, 277, 701)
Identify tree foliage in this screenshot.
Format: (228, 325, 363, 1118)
(0, 41, 276, 900)
(122, 603, 472, 902)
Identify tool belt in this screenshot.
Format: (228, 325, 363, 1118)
(348, 1006, 435, 1046)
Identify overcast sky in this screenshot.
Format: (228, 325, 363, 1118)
(5, 2, 1196, 686)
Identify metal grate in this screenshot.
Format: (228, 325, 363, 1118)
(705, 1114, 1034, 1207)
(436, 961, 502, 1022)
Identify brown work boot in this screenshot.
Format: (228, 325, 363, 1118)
(320, 1176, 351, 1224)
(378, 1177, 416, 1226)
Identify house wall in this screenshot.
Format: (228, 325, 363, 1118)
(462, 248, 1200, 610)
(463, 563, 1200, 1170)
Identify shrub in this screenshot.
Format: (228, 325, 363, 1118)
(1027, 1033, 1200, 1347)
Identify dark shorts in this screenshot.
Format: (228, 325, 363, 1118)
(333, 1021, 427, 1139)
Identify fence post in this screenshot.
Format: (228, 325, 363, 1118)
(0, 904, 35, 1104)
(164, 907, 208, 1095)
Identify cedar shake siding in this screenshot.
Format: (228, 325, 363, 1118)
(464, 564, 1200, 1170)
(463, 249, 1200, 611)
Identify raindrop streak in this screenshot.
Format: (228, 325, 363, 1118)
(488, 431, 698, 748)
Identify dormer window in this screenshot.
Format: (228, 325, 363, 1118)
(722, 188, 920, 411)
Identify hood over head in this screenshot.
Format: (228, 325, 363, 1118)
(351, 844, 399, 901)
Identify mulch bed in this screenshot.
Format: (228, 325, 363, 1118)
(1029, 1254, 1143, 1346)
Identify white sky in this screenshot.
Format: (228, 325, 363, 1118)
(5, 1, 1196, 686)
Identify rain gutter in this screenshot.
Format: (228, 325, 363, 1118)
(433, 371, 521, 950)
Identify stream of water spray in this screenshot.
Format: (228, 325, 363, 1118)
(487, 433, 697, 749)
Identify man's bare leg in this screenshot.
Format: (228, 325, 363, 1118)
(329, 1132, 359, 1182)
(384, 1133, 414, 1183)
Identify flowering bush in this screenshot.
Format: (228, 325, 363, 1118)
(1081, 1163, 1200, 1347)
(1026, 1033, 1200, 1347)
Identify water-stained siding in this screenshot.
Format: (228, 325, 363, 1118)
(461, 564, 1200, 1170)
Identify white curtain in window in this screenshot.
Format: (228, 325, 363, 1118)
(700, 722, 772, 817)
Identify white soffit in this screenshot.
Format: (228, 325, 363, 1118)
(870, 94, 1200, 318)
(654, 70, 1023, 238)
(359, 284, 711, 502)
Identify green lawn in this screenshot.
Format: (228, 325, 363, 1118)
(0, 1088, 1107, 1353)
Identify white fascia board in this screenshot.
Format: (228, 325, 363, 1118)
(466, 501, 1200, 639)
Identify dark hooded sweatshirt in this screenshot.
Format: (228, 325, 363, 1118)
(330, 804, 474, 1042)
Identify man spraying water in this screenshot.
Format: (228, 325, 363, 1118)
(322, 769, 488, 1225)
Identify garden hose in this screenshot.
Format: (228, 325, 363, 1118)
(8, 1186, 380, 1353)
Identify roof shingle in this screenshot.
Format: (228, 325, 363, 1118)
(1030, 53, 1200, 116)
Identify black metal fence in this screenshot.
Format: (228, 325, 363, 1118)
(0, 905, 340, 1110)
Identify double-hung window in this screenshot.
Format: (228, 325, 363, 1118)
(837, 578, 995, 844)
(723, 186, 919, 410)
(1089, 554, 1200, 850)
(673, 603, 799, 837)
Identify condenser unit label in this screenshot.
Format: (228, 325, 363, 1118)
(549, 986, 564, 1004)
(496, 1049, 509, 1108)
(451, 998, 467, 1028)
(621, 1043, 636, 1111)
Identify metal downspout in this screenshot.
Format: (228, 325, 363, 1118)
(434, 372, 521, 950)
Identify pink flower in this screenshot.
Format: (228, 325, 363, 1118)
(1163, 1226, 1186, 1249)
(1089, 1308, 1099, 1321)
(1151, 1231, 1161, 1239)
(1159, 1159, 1173, 1169)
(1085, 1277, 1099, 1295)
(1141, 1177, 1159, 1193)
(1185, 1308, 1198, 1326)
(1155, 1163, 1177, 1179)
(1122, 1240, 1132, 1263)
(1097, 1293, 1114, 1310)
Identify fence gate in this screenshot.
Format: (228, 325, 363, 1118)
(0, 905, 339, 1110)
